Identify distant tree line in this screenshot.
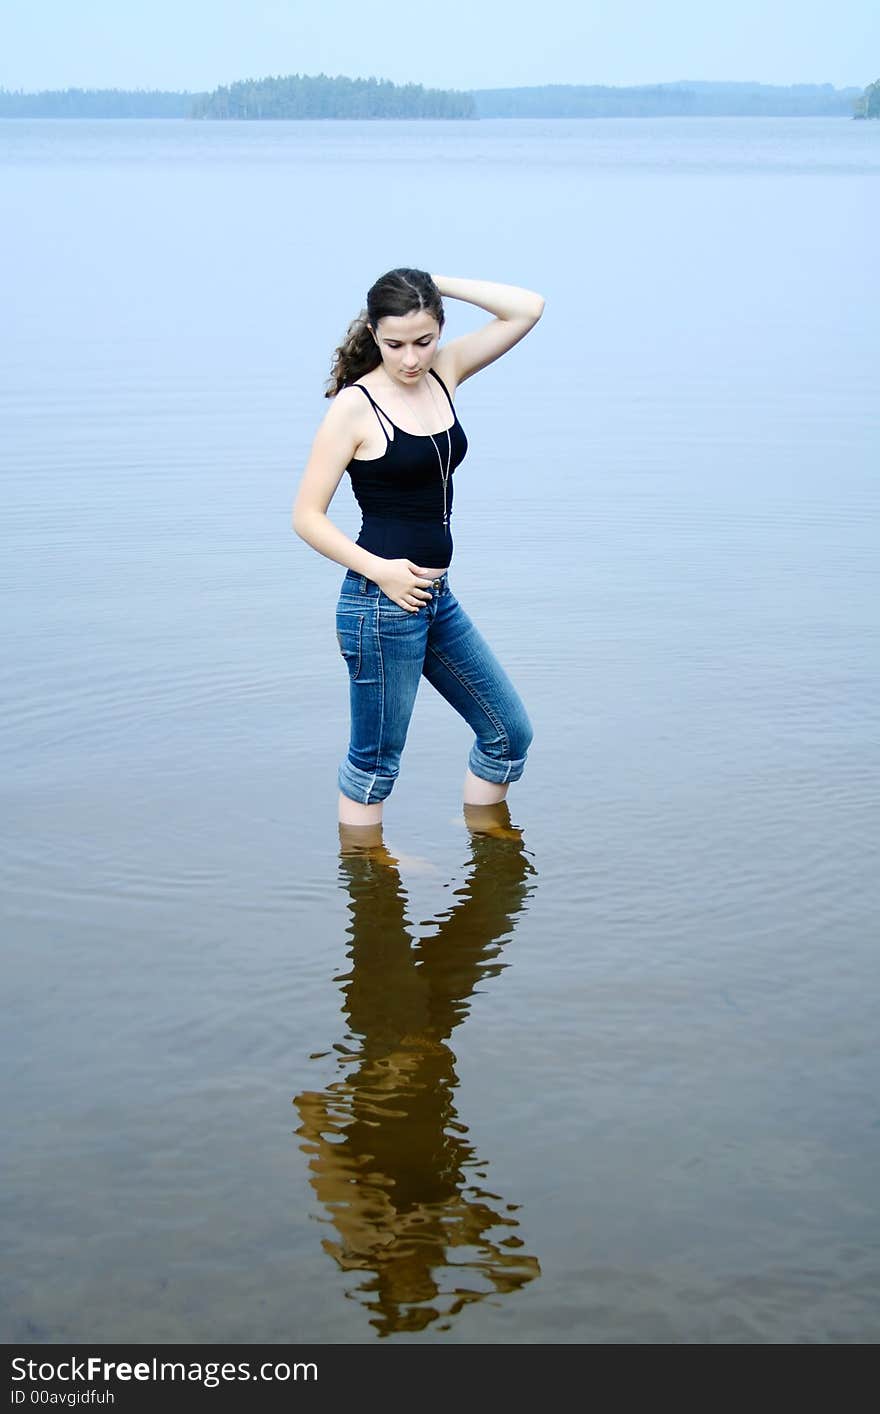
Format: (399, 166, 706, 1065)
(0, 76, 868, 120)
(471, 81, 863, 119)
(192, 73, 474, 119)
(853, 79, 880, 117)
(0, 87, 196, 117)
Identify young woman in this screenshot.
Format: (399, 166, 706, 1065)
(292, 268, 544, 827)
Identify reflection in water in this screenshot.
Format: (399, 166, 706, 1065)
(294, 803, 540, 1337)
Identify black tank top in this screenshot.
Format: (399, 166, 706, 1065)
(345, 369, 468, 568)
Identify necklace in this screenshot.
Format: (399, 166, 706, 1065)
(386, 373, 453, 531)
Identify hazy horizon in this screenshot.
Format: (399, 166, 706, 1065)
(0, 75, 866, 97)
(2, 0, 876, 94)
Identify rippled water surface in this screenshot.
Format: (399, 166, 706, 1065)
(2, 118, 879, 1344)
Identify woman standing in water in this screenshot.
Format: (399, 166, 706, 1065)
(292, 269, 544, 827)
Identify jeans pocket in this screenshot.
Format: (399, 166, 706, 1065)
(336, 612, 364, 681)
(378, 591, 421, 621)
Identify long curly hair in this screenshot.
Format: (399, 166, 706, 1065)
(325, 268, 445, 397)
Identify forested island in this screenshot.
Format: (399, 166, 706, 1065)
(0, 74, 873, 120)
(192, 73, 474, 118)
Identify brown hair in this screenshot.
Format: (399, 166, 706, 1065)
(325, 267, 445, 397)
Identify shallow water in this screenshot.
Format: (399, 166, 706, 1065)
(2, 117, 879, 1343)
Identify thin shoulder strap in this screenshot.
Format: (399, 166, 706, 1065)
(429, 368, 455, 412)
(351, 384, 392, 443)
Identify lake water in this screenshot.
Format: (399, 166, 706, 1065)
(2, 117, 878, 1345)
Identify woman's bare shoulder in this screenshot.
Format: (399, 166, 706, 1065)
(324, 384, 370, 423)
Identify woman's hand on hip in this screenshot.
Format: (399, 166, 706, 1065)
(375, 560, 434, 612)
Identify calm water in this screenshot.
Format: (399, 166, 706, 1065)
(2, 118, 879, 1344)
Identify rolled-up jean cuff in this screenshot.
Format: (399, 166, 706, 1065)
(468, 744, 528, 785)
(338, 760, 397, 805)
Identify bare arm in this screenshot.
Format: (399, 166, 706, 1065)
(291, 390, 384, 577)
(432, 275, 545, 388)
(291, 390, 436, 611)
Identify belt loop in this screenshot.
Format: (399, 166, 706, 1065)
(358, 575, 367, 594)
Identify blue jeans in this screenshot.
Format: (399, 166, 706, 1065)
(336, 569, 533, 805)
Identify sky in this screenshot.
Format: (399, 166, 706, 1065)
(1, 0, 876, 93)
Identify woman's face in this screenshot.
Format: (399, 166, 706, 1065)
(370, 311, 441, 387)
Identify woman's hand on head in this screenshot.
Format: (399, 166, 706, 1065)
(375, 560, 434, 612)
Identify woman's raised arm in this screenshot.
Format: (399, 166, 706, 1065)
(432, 275, 545, 388)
